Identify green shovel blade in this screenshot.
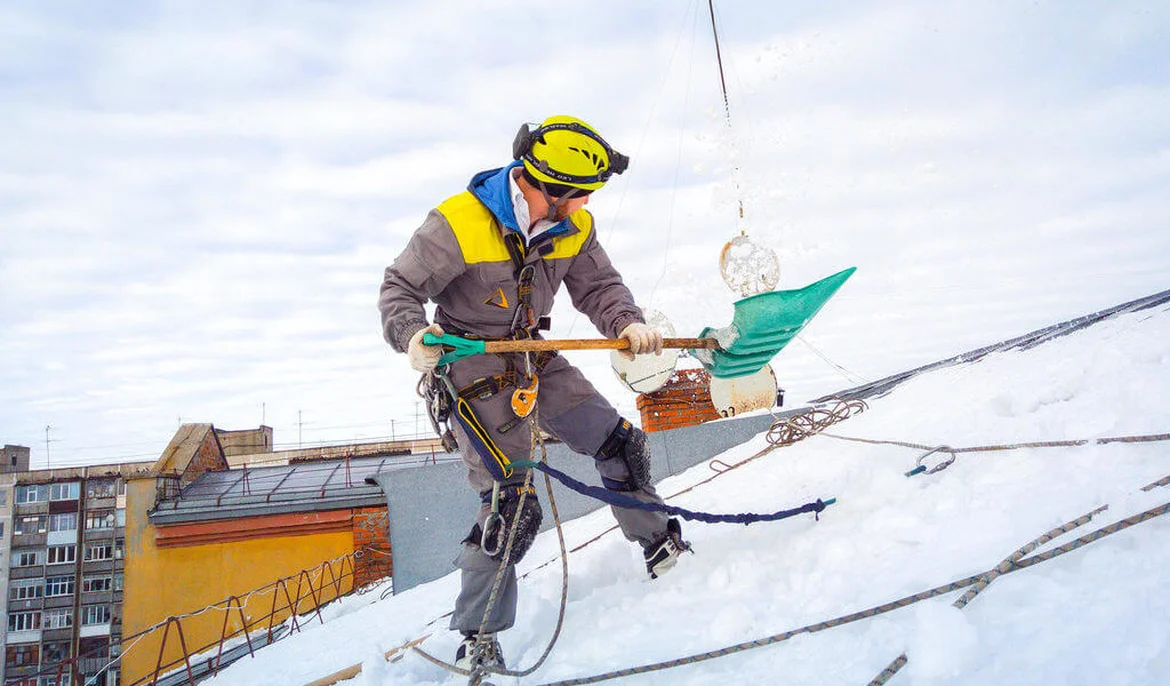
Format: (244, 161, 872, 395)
(422, 333, 485, 366)
(699, 266, 856, 378)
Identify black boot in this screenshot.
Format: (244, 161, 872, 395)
(643, 518, 692, 579)
(454, 632, 505, 671)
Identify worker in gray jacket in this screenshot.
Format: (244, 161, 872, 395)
(379, 115, 690, 671)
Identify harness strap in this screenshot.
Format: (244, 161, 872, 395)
(458, 371, 518, 401)
(480, 483, 538, 504)
(503, 230, 527, 276)
(455, 350, 559, 401)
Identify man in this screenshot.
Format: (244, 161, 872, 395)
(379, 115, 690, 671)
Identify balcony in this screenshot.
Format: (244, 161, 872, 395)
(43, 596, 76, 610)
(43, 626, 74, 641)
(81, 559, 115, 574)
(83, 527, 117, 541)
(86, 495, 117, 510)
(7, 598, 43, 613)
(47, 530, 79, 546)
(10, 566, 48, 581)
(80, 655, 113, 674)
(14, 502, 49, 516)
(79, 623, 111, 638)
(12, 532, 48, 547)
(5, 629, 42, 643)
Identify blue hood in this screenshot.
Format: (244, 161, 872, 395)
(467, 161, 572, 239)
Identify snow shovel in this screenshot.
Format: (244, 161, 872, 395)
(423, 266, 856, 378)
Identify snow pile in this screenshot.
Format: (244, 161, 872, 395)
(206, 305, 1170, 685)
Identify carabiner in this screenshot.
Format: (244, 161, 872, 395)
(480, 481, 505, 556)
(906, 445, 957, 477)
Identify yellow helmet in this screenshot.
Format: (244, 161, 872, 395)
(512, 115, 629, 193)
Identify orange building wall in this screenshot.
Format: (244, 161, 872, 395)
(121, 477, 355, 685)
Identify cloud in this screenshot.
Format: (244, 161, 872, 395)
(2, 0, 1169, 467)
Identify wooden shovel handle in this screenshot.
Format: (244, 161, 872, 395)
(482, 337, 720, 354)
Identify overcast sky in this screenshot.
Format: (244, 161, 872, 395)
(3, 1, 1168, 468)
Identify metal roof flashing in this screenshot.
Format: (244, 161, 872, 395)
(148, 453, 461, 526)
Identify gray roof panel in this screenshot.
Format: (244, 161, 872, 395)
(149, 453, 462, 525)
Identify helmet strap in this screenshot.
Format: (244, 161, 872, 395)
(535, 181, 581, 223)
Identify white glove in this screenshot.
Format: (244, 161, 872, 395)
(618, 322, 664, 361)
(407, 324, 446, 372)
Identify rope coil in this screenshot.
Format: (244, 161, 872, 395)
(765, 399, 868, 447)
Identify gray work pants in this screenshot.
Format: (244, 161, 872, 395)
(446, 351, 668, 634)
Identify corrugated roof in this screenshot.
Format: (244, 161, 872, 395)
(149, 452, 462, 525)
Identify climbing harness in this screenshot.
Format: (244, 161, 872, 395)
(414, 368, 574, 685)
(427, 226, 559, 481)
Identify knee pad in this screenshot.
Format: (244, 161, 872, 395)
(594, 418, 652, 492)
(471, 485, 543, 564)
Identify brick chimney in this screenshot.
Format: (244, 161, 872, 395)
(636, 368, 722, 432)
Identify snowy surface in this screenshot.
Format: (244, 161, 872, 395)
(199, 305, 1170, 685)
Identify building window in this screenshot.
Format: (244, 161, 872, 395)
(7, 611, 41, 632)
(9, 579, 44, 601)
(16, 485, 48, 504)
(49, 482, 80, 501)
(43, 609, 73, 630)
(86, 480, 116, 499)
(44, 576, 75, 598)
(47, 545, 76, 565)
(42, 640, 70, 663)
(14, 549, 43, 567)
(49, 513, 77, 533)
(85, 543, 113, 562)
(113, 573, 124, 592)
(81, 605, 110, 626)
(82, 576, 112, 593)
(5, 643, 40, 668)
(15, 516, 48, 535)
(85, 511, 115, 531)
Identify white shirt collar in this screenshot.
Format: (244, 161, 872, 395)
(508, 167, 558, 245)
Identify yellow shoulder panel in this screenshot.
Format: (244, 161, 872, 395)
(437, 192, 511, 265)
(546, 209, 593, 260)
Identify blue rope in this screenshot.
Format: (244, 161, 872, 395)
(515, 460, 835, 525)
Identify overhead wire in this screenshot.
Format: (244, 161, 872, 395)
(707, 0, 746, 231)
(797, 335, 871, 386)
(648, 1, 700, 310)
(567, 0, 698, 336)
